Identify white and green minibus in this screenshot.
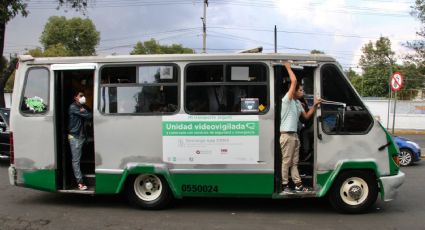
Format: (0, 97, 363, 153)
(8, 53, 404, 213)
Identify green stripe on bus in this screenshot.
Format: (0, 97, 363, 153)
(378, 122, 400, 175)
(316, 161, 380, 197)
(162, 121, 259, 136)
(95, 173, 125, 194)
(171, 173, 273, 197)
(22, 169, 56, 192)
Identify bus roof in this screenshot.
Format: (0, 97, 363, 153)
(19, 53, 336, 65)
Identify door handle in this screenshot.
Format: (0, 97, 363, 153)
(317, 116, 322, 140)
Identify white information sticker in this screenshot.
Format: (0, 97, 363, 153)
(162, 115, 259, 164)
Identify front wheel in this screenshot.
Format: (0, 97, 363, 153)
(329, 170, 378, 214)
(125, 174, 173, 210)
(399, 148, 413, 166)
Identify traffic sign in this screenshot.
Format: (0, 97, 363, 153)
(390, 72, 404, 92)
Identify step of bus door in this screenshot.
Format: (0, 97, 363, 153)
(83, 174, 96, 187)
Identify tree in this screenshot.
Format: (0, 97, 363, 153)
(26, 44, 71, 57)
(130, 38, 194, 55)
(406, 0, 425, 64)
(358, 36, 395, 97)
(395, 63, 423, 100)
(40, 16, 100, 56)
(0, 1, 28, 107)
(0, 0, 91, 107)
(346, 68, 363, 95)
(310, 49, 325, 54)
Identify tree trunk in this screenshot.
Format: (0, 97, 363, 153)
(0, 21, 5, 62)
(0, 80, 5, 108)
(0, 21, 6, 108)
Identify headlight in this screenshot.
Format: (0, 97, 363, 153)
(406, 141, 420, 150)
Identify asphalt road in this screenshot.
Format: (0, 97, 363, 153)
(0, 135, 424, 230)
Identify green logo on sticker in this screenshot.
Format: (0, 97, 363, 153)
(25, 96, 46, 112)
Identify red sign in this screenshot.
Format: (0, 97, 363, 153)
(390, 72, 404, 92)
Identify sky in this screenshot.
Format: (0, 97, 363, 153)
(3, 0, 422, 71)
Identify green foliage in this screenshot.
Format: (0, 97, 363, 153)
(346, 68, 363, 95)
(40, 16, 100, 56)
(4, 71, 14, 92)
(394, 64, 424, 99)
(310, 49, 325, 54)
(405, 0, 425, 64)
(57, 0, 89, 12)
(0, 1, 28, 24)
(358, 37, 395, 98)
(26, 44, 71, 57)
(130, 38, 194, 55)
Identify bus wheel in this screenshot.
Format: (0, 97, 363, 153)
(329, 170, 378, 214)
(125, 174, 172, 210)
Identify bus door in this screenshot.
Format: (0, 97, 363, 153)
(315, 64, 375, 188)
(12, 67, 55, 191)
(52, 64, 96, 191)
(273, 61, 317, 192)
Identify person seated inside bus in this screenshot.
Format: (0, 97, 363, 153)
(230, 86, 247, 112)
(207, 86, 227, 112)
(298, 96, 314, 161)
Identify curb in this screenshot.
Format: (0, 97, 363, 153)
(392, 130, 425, 135)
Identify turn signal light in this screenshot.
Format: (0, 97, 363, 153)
(392, 155, 400, 167)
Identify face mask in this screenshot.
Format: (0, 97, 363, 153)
(79, 96, 86, 105)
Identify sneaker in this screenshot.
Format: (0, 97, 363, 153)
(78, 183, 88, 191)
(280, 185, 294, 194)
(294, 184, 312, 193)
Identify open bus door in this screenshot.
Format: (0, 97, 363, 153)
(52, 64, 96, 192)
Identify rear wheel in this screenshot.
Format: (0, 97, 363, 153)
(329, 170, 378, 214)
(399, 148, 413, 166)
(125, 174, 173, 210)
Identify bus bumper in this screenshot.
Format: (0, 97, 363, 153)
(379, 171, 405, 202)
(8, 165, 17, 185)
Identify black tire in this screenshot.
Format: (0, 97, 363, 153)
(329, 170, 378, 214)
(399, 148, 413, 166)
(125, 174, 173, 210)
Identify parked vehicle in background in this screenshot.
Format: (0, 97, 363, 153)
(0, 108, 10, 161)
(394, 136, 421, 166)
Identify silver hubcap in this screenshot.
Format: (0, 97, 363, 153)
(340, 177, 369, 206)
(134, 174, 162, 202)
(399, 150, 412, 166)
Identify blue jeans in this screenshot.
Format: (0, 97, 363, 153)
(68, 134, 86, 184)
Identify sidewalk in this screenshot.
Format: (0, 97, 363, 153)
(393, 129, 425, 135)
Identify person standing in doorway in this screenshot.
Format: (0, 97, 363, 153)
(68, 91, 92, 190)
(280, 62, 321, 193)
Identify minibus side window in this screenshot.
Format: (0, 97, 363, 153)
(20, 68, 49, 114)
(320, 64, 373, 134)
(185, 63, 268, 114)
(100, 65, 178, 114)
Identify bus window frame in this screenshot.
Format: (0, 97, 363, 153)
(183, 62, 270, 115)
(19, 66, 51, 117)
(319, 63, 374, 135)
(98, 63, 181, 116)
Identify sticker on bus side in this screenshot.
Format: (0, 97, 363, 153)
(162, 115, 259, 164)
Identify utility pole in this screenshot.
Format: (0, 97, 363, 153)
(201, 0, 208, 53)
(274, 25, 277, 53)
